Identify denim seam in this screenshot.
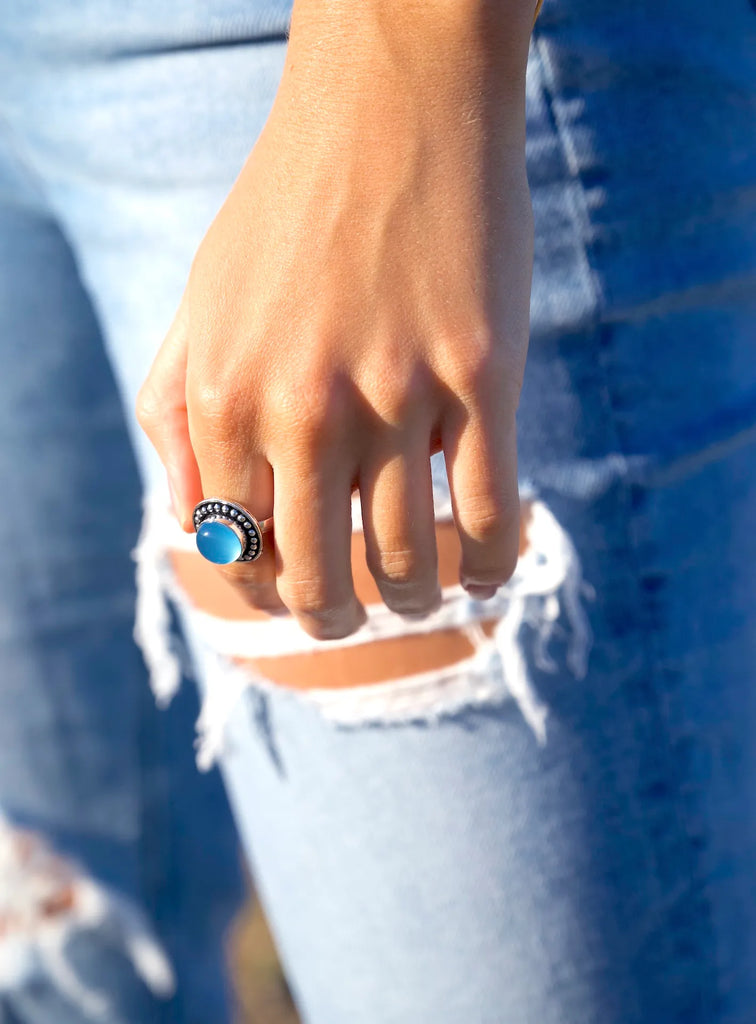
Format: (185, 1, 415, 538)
(534, 12, 722, 1014)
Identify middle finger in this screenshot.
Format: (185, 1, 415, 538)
(273, 451, 366, 640)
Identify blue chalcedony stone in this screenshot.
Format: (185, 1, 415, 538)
(196, 520, 243, 564)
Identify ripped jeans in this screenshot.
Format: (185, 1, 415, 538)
(1, 1, 756, 1022)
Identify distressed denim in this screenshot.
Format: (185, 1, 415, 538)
(1, 1, 755, 1022)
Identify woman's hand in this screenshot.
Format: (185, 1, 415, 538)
(136, 0, 537, 641)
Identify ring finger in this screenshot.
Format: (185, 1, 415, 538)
(273, 450, 365, 640)
(197, 454, 286, 615)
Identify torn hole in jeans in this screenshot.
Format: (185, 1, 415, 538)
(133, 480, 594, 772)
(0, 812, 175, 1016)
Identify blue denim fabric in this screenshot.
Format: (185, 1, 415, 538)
(0, 154, 248, 1024)
(1, 1, 755, 1022)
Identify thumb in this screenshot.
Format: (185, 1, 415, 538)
(136, 298, 203, 532)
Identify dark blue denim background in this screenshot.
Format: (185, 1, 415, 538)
(0, 193, 246, 1020)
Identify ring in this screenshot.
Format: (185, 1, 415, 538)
(192, 498, 274, 565)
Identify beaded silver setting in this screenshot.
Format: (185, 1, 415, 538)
(192, 498, 266, 562)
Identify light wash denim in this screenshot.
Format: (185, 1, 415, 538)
(1, 1, 755, 1022)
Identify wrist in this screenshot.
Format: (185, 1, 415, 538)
(287, 0, 539, 49)
(276, 0, 531, 154)
(286, 0, 534, 78)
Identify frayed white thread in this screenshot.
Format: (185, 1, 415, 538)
(488, 500, 594, 743)
(514, 501, 594, 681)
(492, 597, 548, 743)
(132, 493, 183, 708)
(192, 655, 274, 772)
(0, 812, 175, 1015)
(300, 626, 500, 726)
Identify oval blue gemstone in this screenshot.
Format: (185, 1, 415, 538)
(196, 520, 243, 564)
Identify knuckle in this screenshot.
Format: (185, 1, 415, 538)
(441, 322, 496, 388)
(463, 505, 520, 581)
(441, 326, 521, 407)
(218, 571, 283, 611)
(463, 504, 506, 543)
(215, 565, 259, 588)
(369, 547, 418, 588)
(461, 492, 518, 544)
(370, 365, 433, 427)
(191, 380, 252, 452)
(277, 576, 347, 620)
(193, 382, 233, 426)
(270, 377, 347, 452)
(135, 384, 162, 431)
(371, 393, 410, 429)
(369, 549, 442, 614)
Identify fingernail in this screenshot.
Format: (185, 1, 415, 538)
(464, 583, 499, 600)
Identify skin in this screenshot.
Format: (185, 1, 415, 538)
(136, 0, 538, 643)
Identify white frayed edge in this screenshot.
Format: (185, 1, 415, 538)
(492, 597, 548, 743)
(304, 635, 505, 726)
(0, 812, 175, 1015)
(191, 654, 273, 773)
(515, 499, 594, 681)
(131, 493, 184, 709)
(489, 500, 593, 743)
